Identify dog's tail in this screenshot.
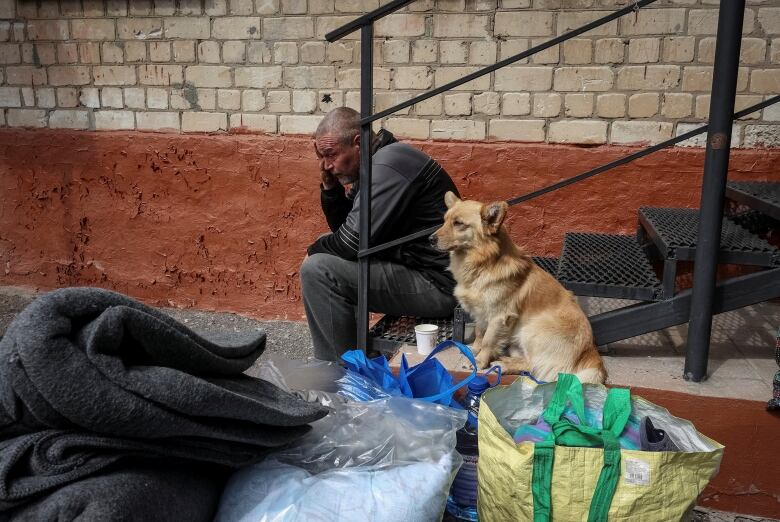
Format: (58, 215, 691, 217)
(574, 348, 608, 384)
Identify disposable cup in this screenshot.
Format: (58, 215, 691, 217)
(414, 324, 439, 356)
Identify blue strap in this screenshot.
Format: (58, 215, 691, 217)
(406, 340, 478, 403)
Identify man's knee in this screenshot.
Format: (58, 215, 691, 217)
(300, 253, 344, 290)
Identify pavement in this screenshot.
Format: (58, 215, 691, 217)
(0, 285, 777, 522)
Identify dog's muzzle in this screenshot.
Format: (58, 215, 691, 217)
(428, 232, 439, 249)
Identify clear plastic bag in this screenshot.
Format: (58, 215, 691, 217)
(214, 397, 467, 522)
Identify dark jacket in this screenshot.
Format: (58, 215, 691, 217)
(307, 130, 459, 294)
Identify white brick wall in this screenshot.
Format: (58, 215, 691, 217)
(0, 0, 778, 146)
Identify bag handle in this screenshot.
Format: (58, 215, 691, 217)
(405, 340, 478, 403)
(532, 374, 632, 522)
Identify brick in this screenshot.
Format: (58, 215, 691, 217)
(118, 18, 163, 40)
(215, 89, 238, 110)
(473, 92, 500, 115)
(528, 39, 559, 64)
(263, 18, 314, 40)
(136, 111, 180, 131)
(149, 42, 171, 62)
(675, 122, 740, 148)
(695, 94, 710, 119)
(20, 87, 34, 106)
(101, 87, 123, 108)
(743, 124, 780, 148)
(495, 12, 554, 37)
(627, 92, 658, 118)
(56, 43, 77, 64)
(336, 67, 391, 90)
(7, 108, 47, 127)
(564, 93, 593, 118)
(0, 87, 21, 107)
(687, 8, 754, 36)
(764, 97, 780, 122)
(661, 92, 691, 118)
(266, 90, 291, 112)
(106, 0, 127, 15)
(301, 42, 326, 64)
(628, 38, 660, 63)
(335, 0, 377, 11)
(316, 16, 357, 40)
(434, 14, 489, 38)
(230, 113, 276, 132)
(79, 87, 100, 108)
(79, 43, 100, 64)
(124, 88, 144, 109)
(125, 42, 147, 62)
(71, 19, 115, 40)
(438, 0, 464, 12)
(326, 42, 353, 64)
(213, 17, 261, 39)
(60, 0, 82, 16)
(430, 120, 485, 140)
(344, 91, 359, 111)
(393, 66, 432, 90)
(255, 0, 279, 14)
(532, 93, 561, 117)
(548, 120, 607, 144)
(495, 67, 552, 92)
(469, 41, 497, 66)
(488, 119, 545, 142)
(616, 65, 680, 90)
(414, 94, 442, 116)
(279, 114, 322, 134)
(611, 121, 673, 145)
(57, 88, 80, 107)
(27, 20, 69, 40)
(0, 44, 19, 64)
(246, 42, 271, 64)
(734, 95, 763, 120)
(557, 11, 617, 37)
(164, 18, 209, 39)
(759, 8, 780, 35)
(92, 66, 134, 86)
(284, 66, 334, 88)
(186, 66, 232, 87)
(553, 67, 613, 92)
(221, 41, 245, 63)
(563, 39, 591, 65)
(376, 14, 426, 37)
(146, 88, 168, 109)
(241, 89, 265, 111)
(444, 93, 471, 116)
(595, 93, 625, 118)
(154, 0, 176, 15)
(197, 41, 220, 63)
(49, 109, 90, 129)
(308, 0, 332, 13)
(170, 41, 194, 62)
(282, 0, 306, 13)
(620, 8, 685, 35)
(662, 37, 694, 63)
(291, 90, 316, 112)
(318, 89, 341, 112)
(101, 42, 124, 63)
(681, 66, 712, 92)
(129, 0, 152, 16)
(273, 42, 298, 64)
(6, 66, 46, 85)
(95, 110, 134, 129)
(0, 0, 14, 18)
(376, 91, 412, 115)
(593, 38, 624, 64)
(34, 43, 56, 65)
(36, 87, 56, 108)
(500, 0, 528, 7)
(11, 22, 23, 41)
(501, 92, 530, 116)
(412, 40, 437, 63)
(384, 118, 429, 139)
(230, 0, 254, 14)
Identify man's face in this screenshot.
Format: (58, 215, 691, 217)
(314, 134, 360, 186)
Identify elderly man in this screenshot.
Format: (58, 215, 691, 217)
(300, 107, 460, 361)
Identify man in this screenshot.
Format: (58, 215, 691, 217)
(300, 107, 460, 361)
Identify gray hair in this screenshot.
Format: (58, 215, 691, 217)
(315, 107, 362, 145)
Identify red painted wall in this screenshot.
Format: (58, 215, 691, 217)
(1, 129, 778, 319)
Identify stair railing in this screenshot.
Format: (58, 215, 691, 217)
(324, 1, 780, 381)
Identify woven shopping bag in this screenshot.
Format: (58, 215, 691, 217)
(477, 374, 723, 521)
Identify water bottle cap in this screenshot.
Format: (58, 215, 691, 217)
(467, 375, 490, 394)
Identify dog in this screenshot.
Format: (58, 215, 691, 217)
(430, 192, 607, 384)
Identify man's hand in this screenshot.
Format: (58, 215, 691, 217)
(314, 142, 339, 190)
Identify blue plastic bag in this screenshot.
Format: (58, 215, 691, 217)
(341, 341, 478, 407)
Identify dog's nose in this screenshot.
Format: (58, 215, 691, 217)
(428, 233, 438, 248)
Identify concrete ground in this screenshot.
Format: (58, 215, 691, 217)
(0, 285, 777, 522)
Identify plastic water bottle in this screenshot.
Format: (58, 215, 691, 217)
(446, 372, 495, 522)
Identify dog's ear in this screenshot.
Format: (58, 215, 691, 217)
(481, 201, 508, 233)
(444, 191, 461, 209)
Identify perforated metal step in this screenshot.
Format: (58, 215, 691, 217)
(557, 233, 663, 301)
(638, 207, 779, 266)
(726, 181, 780, 220)
(532, 256, 559, 276)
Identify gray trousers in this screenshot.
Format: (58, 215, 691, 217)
(300, 253, 457, 361)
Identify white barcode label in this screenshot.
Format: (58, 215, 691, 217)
(624, 458, 651, 486)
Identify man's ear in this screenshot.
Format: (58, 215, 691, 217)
(444, 191, 461, 209)
(481, 201, 508, 234)
(352, 133, 360, 149)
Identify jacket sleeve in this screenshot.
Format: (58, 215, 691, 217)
(307, 163, 413, 260)
(320, 184, 353, 233)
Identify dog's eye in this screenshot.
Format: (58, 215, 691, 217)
(453, 219, 465, 227)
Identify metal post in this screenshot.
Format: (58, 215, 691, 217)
(684, 0, 745, 382)
(357, 24, 373, 352)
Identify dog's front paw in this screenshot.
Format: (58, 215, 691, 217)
(489, 357, 529, 375)
(475, 350, 493, 370)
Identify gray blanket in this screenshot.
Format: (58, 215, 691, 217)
(0, 287, 327, 518)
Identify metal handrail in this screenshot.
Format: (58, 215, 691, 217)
(325, 0, 415, 42)
(357, 95, 780, 259)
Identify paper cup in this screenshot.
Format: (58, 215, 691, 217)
(414, 324, 439, 356)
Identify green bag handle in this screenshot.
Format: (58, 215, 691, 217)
(531, 373, 631, 522)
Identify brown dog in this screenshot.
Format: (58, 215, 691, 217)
(430, 192, 606, 384)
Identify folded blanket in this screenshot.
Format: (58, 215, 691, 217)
(0, 287, 328, 514)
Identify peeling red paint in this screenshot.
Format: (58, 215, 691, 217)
(1, 129, 779, 319)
